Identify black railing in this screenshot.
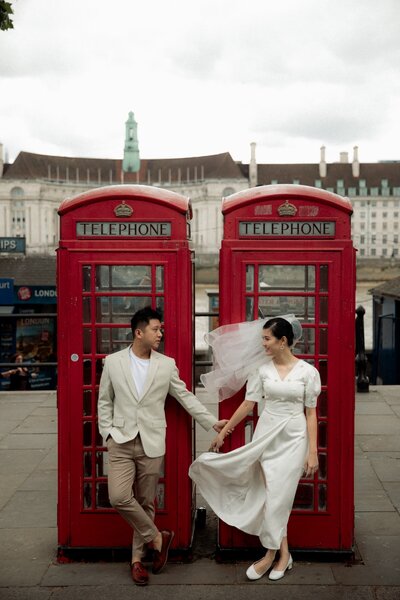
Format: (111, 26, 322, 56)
(355, 305, 369, 393)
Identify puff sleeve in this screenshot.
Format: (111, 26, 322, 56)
(244, 369, 263, 403)
(304, 366, 321, 408)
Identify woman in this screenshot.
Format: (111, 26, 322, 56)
(1, 353, 31, 390)
(189, 316, 321, 581)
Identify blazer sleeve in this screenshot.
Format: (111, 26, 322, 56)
(168, 362, 216, 431)
(97, 358, 115, 440)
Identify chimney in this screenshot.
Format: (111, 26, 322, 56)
(352, 145, 360, 178)
(319, 146, 327, 178)
(249, 142, 258, 187)
(340, 151, 349, 163)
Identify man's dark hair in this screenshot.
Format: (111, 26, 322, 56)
(131, 306, 162, 337)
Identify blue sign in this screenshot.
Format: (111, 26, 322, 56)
(0, 278, 14, 304)
(14, 286, 57, 304)
(0, 238, 26, 253)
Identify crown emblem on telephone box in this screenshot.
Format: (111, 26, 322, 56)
(114, 201, 133, 217)
(277, 200, 297, 217)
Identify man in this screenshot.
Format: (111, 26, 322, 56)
(98, 306, 227, 586)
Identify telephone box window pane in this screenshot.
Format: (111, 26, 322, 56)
(246, 265, 254, 291)
(319, 360, 328, 385)
(83, 328, 92, 354)
(96, 483, 111, 508)
(294, 328, 315, 355)
(83, 390, 92, 416)
(82, 265, 91, 292)
(293, 483, 314, 510)
(318, 391, 328, 417)
(83, 359, 91, 384)
(258, 265, 315, 292)
(96, 358, 104, 385)
(155, 297, 164, 320)
(258, 296, 315, 322)
(320, 265, 328, 292)
(113, 265, 152, 291)
(318, 421, 327, 448)
(318, 453, 327, 479)
(96, 266, 109, 290)
(318, 484, 327, 511)
(319, 329, 328, 354)
(246, 297, 254, 321)
(83, 452, 92, 477)
(83, 483, 92, 508)
(83, 422, 92, 446)
(319, 297, 328, 323)
(156, 266, 164, 291)
(96, 329, 110, 354)
(83, 297, 91, 323)
(96, 451, 108, 477)
(96, 297, 151, 323)
(156, 483, 165, 510)
(95, 428, 103, 447)
(245, 420, 254, 444)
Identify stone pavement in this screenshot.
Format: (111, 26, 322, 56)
(0, 386, 399, 600)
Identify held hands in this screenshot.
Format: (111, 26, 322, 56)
(213, 419, 229, 433)
(304, 451, 318, 477)
(209, 432, 225, 452)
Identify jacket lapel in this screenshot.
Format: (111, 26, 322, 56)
(120, 346, 139, 400)
(140, 351, 159, 400)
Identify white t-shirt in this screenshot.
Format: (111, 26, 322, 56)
(129, 349, 150, 398)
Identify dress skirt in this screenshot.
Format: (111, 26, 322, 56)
(189, 405, 308, 549)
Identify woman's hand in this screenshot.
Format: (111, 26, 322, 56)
(304, 451, 318, 477)
(209, 432, 225, 452)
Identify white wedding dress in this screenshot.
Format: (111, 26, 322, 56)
(189, 359, 321, 549)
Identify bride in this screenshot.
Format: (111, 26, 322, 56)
(189, 315, 321, 581)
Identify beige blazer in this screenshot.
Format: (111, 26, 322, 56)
(97, 347, 216, 458)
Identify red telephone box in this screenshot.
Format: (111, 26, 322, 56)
(218, 184, 355, 554)
(57, 185, 195, 558)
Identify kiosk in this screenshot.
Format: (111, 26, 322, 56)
(57, 185, 195, 558)
(218, 185, 355, 554)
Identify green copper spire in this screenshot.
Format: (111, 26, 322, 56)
(122, 111, 140, 173)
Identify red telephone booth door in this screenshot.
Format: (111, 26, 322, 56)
(59, 244, 192, 554)
(219, 248, 354, 549)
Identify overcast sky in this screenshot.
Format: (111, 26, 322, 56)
(0, 0, 399, 165)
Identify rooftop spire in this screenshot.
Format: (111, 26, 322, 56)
(122, 111, 140, 173)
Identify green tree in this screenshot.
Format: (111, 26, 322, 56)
(0, 1, 14, 31)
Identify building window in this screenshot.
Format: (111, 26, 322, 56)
(383, 200, 388, 207)
(371, 212, 376, 218)
(371, 201, 377, 207)
(381, 179, 388, 188)
(315, 180, 322, 188)
(383, 223, 387, 230)
(383, 212, 388, 218)
(360, 223, 365, 230)
(371, 223, 376, 230)
(11, 186, 24, 199)
(393, 188, 400, 196)
(394, 248, 399, 256)
(360, 235, 365, 244)
(348, 187, 357, 196)
(394, 235, 399, 244)
(359, 179, 366, 188)
(371, 235, 376, 244)
(382, 248, 387, 256)
(394, 212, 399, 218)
(383, 235, 387, 244)
(359, 249, 365, 256)
(222, 187, 236, 197)
(271, 179, 278, 185)
(360, 200, 366, 207)
(360, 211, 366, 218)
(371, 248, 376, 256)
(395, 222, 399, 230)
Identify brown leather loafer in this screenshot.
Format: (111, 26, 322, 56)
(152, 529, 174, 574)
(131, 561, 149, 586)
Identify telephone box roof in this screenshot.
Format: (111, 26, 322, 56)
(222, 184, 353, 215)
(58, 185, 191, 217)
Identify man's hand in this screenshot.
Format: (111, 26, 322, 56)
(209, 432, 225, 452)
(213, 419, 229, 433)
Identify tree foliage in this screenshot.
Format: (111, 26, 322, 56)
(0, 1, 14, 31)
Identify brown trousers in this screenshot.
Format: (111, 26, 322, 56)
(107, 435, 164, 559)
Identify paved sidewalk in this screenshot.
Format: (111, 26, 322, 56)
(0, 386, 399, 600)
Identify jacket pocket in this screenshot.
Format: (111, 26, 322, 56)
(113, 417, 125, 427)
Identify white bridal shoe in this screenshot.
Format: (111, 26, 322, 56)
(246, 559, 272, 580)
(269, 554, 293, 580)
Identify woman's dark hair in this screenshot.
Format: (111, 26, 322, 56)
(263, 317, 294, 347)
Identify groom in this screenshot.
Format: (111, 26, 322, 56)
(98, 306, 227, 586)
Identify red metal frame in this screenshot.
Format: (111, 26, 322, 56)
(57, 186, 194, 554)
(218, 185, 355, 552)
